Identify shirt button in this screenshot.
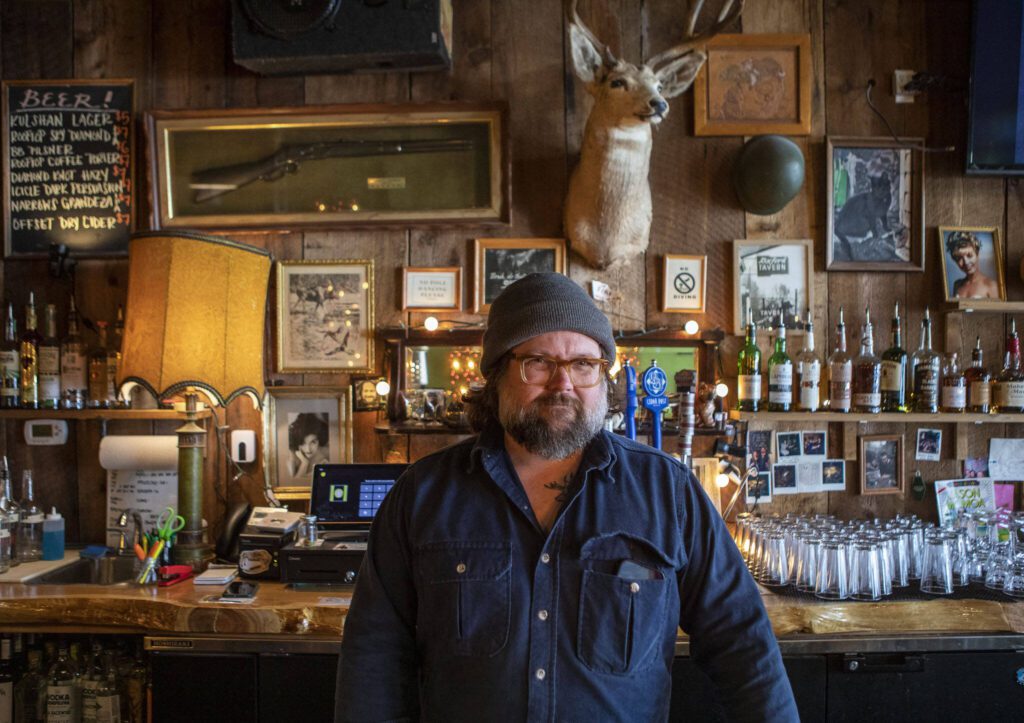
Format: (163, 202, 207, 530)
(540, 553, 550, 564)
(630, 582, 640, 593)
(456, 563, 466, 574)
(537, 609, 548, 621)
(535, 668, 546, 681)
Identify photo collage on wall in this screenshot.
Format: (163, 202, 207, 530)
(770, 430, 845, 495)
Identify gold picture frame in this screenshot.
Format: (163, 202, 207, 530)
(145, 102, 508, 231)
(662, 254, 707, 313)
(473, 238, 567, 313)
(264, 386, 353, 500)
(275, 259, 374, 373)
(859, 434, 904, 496)
(401, 266, 463, 311)
(693, 34, 812, 137)
(937, 226, 1006, 302)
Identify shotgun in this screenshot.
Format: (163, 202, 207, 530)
(189, 137, 474, 203)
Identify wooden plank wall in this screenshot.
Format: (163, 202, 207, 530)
(0, 0, 1019, 540)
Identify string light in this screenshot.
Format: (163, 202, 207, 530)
(449, 346, 483, 392)
(715, 382, 729, 398)
(684, 320, 700, 335)
(375, 380, 391, 396)
(423, 316, 440, 331)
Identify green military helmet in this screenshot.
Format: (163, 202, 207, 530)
(732, 135, 805, 215)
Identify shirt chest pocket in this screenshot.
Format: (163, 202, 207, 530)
(416, 541, 512, 657)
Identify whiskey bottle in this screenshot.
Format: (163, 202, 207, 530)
(60, 297, 87, 410)
(964, 336, 991, 413)
(940, 352, 967, 413)
(910, 308, 941, 413)
(737, 300, 762, 412)
(880, 301, 907, 412)
(826, 306, 853, 412)
(37, 304, 60, 410)
(795, 314, 821, 412)
(0, 303, 18, 409)
(852, 307, 882, 413)
(18, 293, 40, 410)
(994, 318, 1024, 413)
(767, 316, 793, 412)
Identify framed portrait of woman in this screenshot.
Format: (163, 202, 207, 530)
(937, 226, 1006, 302)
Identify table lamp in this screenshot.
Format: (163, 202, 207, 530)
(118, 230, 271, 570)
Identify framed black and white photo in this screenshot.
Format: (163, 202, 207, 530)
(937, 226, 1005, 302)
(733, 239, 813, 333)
(916, 428, 942, 462)
(351, 376, 388, 412)
(826, 136, 924, 271)
(777, 431, 802, 459)
(860, 434, 904, 496)
(473, 237, 566, 313)
(401, 266, 462, 311)
(662, 254, 706, 313)
(264, 386, 352, 499)
(275, 259, 373, 373)
(822, 460, 846, 488)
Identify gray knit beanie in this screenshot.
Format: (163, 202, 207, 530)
(480, 273, 616, 376)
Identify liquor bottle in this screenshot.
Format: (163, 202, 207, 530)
(80, 641, 104, 723)
(60, 297, 87, 410)
(15, 471, 42, 564)
(92, 655, 120, 723)
(940, 352, 967, 413)
(44, 643, 78, 723)
(880, 301, 907, 412)
(827, 306, 853, 412)
(37, 304, 60, 410)
(994, 318, 1024, 413)
(0, 637, 12, 723)
(0, 459, 19, 568)
(0, 304, 19, 409)
(964, 336, 992, 413)
(0, 512, 9, 574)
(795, 313, 821, 412)
(852, 306, 882, 413)
(87, 322, 112, 409)
(108, 306, 125, 408)
(737, 300, 761, 412)
(18, 293, 40, 410)
(767, 316, 793, 412)
(14, 649, 45, 723)
(910, 308, 941, 413)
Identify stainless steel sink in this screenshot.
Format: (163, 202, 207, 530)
(25, 556, 139, 585)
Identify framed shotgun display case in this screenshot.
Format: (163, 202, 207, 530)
(145, 103, 508, 230)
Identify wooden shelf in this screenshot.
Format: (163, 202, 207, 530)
(729, 410, 1024, 424)
(946, 299, 1024, 314)
(0, 408, 209, 421)
(374, 422, 471, 435)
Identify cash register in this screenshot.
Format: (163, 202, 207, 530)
(279, 463, 407, 586)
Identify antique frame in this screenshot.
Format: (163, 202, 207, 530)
(145, 103, 508, 231)
(826, 136, 925, 271)
(662, 254, 707, 313)
(275, 259, 374, 374)
(401, 266, 462, 311)
(732, 239, 813, 334)
(263, 386, 353, 500)
(859, 434, 905, 496)
(693, 34, 812, 137)
(473, 237, 567, 313)
(937, 226, 1006, 302)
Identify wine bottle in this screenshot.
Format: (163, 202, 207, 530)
(737, 300, 762, 412)
(767, 316, 793, 412)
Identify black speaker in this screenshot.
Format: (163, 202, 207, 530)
(232, 0, 453, 76)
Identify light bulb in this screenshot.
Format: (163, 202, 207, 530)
(715, 382, 729, 398)
(684, 320, 700, 335)
(375, 380, 391, 396)
(716, 473, 730, 488)
(423, 316, 439, 331)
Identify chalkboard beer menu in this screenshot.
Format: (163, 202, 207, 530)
(2, 79, 134, 257)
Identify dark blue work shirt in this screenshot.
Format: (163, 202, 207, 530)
(336, 426, 797, 722)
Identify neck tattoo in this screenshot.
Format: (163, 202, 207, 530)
(543, 474, 575, 504)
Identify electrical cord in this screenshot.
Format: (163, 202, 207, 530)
(864, 79, 955, 153)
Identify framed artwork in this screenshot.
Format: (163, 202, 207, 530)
(473, 237, 566, 313)
(859, 434, 905, 496)
(937, 226, 1006, 302)
(662, 254, 707, 313)
(276, 259, 374, 373)
(401, 266, 462, 311)
(145, 102, 508, 231)
(746, 430, 773, 474)
(263, 386, 352, 500)
(693, 34, 812, 137)
(733, 239, 813, 334)
(351, 376, 387, 412)
(826, 136, 925, 271)
(746, 471, 772, 505)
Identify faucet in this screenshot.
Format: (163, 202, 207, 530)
(108, 509, 145, 555)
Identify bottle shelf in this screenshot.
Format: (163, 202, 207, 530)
(729, 410, 1024, 424)
(0, 408, 210, 421)
(946, 299, 1024, 314)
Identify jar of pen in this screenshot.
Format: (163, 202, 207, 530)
(134, 506, 185, 585)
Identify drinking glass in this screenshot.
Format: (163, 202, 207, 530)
(815, 539, 848, 600)
(795, 535, 820, 593)
(1002, 560, 1024, 599)
(762, 531, 790, 587)
(906, 521, 925, 580)
(920, 531, 953, 595)
(849, 541, 882, 601)
(889, 529, 910, 588)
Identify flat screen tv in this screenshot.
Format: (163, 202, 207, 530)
(967, 0, 1024, 174)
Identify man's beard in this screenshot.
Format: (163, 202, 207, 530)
(499, 387, 608, 460)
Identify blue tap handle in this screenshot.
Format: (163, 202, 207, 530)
(624, 361, 637, 441)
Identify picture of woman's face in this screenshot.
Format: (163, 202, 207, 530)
(952, 245, 978, 275)
(298, 433, 320, 458)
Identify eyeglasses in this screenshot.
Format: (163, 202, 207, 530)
(512, 354, 608, 388)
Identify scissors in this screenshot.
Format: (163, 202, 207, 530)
(156, 506, 186, 542)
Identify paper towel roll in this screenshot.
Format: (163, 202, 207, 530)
(99, 436, 179, 471)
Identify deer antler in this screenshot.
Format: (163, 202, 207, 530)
(565, 0, 617, 65)
(645, 0, 745, 72)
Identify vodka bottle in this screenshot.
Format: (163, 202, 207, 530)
(44, 643, 77, 723)
(92, 656, 120, 723)
(0, 459, 20, 568)
(14, 648, 45, 723)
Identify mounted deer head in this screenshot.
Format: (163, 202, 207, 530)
(564, 0, 743, 269)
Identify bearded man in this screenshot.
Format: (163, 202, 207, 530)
(336, 273, 796, 723)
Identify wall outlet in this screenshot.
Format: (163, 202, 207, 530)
(590, 279, 611, 302)
(231, 430, 257, 464)
(893, 70, 917, 104)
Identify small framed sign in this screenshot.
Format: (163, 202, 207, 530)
(662, 254, 706, 312)
(401, 266, 462, 311)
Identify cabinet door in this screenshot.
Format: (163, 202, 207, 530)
(259, 653, 338, 723)
(151, 653, 258, 723)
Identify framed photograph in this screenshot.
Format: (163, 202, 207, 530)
(276, 259, 374, 373)
(263, 386, 353, 499)
(473, 237, 566, 313)
(351, 376, 387, 412)
(826, 136, 925, 271)
(915, 428, 942, 462)
(773, 463, 798, 493)
(692, 34, 812, 137)
(802, 430, 827, 457)
(662, 254, 707, 313)
(822, 460, 846, 489)
(859, 434, 905, 496)
(937, 226, 1006, 302)
(777, 431, 802, 459)
(733, 239, 813, 334)
(145, 102, 508, 231)
(746, 471, 772, 505)
(746, 430, 773, 474)
(402, 267, 462, 311)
